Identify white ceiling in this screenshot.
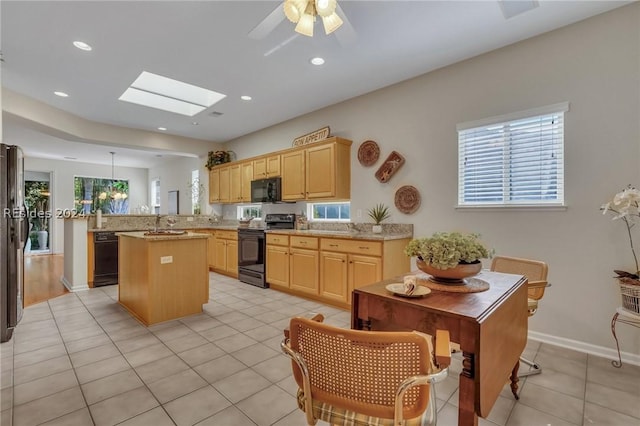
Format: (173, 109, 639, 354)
(1, 0, 631, 167)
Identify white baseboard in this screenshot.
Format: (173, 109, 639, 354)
(59, 276, 89, 292)
(529, 330, 640, 367)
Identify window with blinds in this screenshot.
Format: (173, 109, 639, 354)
(457, 103, 567, 207)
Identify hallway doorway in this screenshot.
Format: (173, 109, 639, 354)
(25, 171, 52, 254)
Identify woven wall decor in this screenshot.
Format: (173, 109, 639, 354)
(394, 185, 420, 214)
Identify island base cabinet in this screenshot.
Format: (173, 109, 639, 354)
(119, 235, 209, 326)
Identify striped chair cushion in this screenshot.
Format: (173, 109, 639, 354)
(296, 389, 430, 426)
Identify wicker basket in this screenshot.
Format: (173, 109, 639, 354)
(619, 281, 640, 315)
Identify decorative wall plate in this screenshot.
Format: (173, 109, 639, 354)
(357, 140, 380, 167)
(394, 185, 420, 214)
(375, 151, 405, 183)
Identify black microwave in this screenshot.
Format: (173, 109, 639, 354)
(250, 177, 282, 203)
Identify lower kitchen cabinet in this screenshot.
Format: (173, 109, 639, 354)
(211, 230, 238, 278)
(266, 233, 410, 309)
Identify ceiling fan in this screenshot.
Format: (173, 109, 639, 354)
(249, 0, 356, 53)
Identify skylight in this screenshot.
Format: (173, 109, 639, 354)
(119, 71, 226, 116)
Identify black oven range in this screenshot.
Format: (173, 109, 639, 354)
(237, 214, 295, 288)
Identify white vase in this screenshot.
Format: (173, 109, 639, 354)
(36, 230, 48, 250)
(372, 225, 382, 234)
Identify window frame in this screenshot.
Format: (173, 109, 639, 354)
(307, 201, 351, 222)
(237, 204, 262, 220)
(456, 102, 568, 209)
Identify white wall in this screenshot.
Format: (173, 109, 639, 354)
(224, 5, 640, 357)
(24, 157, 148, 253)
(148, 156, 203, 215)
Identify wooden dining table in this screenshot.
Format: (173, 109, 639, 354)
(351, 270, 528, 426)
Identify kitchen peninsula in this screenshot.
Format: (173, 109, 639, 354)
(118, 231, 209, 325)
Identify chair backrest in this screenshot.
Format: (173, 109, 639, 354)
(288, 317, 432, 420)
(491, 256, 549, 303)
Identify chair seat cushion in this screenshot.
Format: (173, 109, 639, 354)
(297, 389, 429, 426)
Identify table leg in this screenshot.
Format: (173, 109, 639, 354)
(458, 373, 479, 426)
(510, 360, 520, 400)
(611, 312, 623, 368)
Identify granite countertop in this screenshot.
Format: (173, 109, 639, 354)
(117, 231, 210, 241)
(89, 225, 241, 232)
(265, 229, 412, 241)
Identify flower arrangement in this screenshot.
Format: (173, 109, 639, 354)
(601, 185, 640, 285)
(404, 232, 492, 270)
(205, 150, 234, 170)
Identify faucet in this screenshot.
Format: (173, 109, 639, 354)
(155, 214, 161, 232)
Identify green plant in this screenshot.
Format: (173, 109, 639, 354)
(205, 150, 235, 170)
(404, 232, 492, 270)
(367, 203, 391, 225)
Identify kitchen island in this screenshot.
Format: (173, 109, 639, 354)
(118, 231, 209, 326)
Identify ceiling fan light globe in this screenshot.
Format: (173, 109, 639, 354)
(315, 0, 337, 17)
(283, 0, 302, 23)
(295, 13, 315, 37)
(322, 12, 343, 35)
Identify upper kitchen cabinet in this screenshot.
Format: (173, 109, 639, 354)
(218, 166, 231, 203)
(241, 161, 253, 202)
(282, 137, 352, 201)
(253, 155, 281, 179)
(209, 168, 221, 203)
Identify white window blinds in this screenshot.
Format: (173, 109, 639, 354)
(457, 103, 567, 207)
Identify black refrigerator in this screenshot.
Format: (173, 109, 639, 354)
(1, 144, 27, 343)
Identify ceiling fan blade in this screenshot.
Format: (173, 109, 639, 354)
(248, 4, 285, 40)
(264, 34, 300, 57)
(334, 3, 357, 46)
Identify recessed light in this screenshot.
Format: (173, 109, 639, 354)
(157, 127, 167, 131)
(54, 91, 69, 97)
(310, 57, 325, 66)
(191, 121, 199, 125)
(240, 95, 252, 101)
(73, 41, 92, 51)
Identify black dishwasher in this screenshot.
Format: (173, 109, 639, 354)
(94, 231, 119, 286)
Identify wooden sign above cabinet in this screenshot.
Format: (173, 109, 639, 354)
(292, 126, 330, 147)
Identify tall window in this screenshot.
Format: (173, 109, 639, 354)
(75, 176, 129, 214)
(457, 103, 567, 207)
(190, 170, 203, 214)
(308, 202, 350, 221)
(151, 178, 160, 214)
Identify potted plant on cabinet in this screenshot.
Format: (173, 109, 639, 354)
(205, 150, 235, 171)
(368, 203, 391, 233)
(404, 232, 492, 283)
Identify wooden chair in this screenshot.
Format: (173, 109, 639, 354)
(490, 255, 549, 377)
(281, 314, 451, 426)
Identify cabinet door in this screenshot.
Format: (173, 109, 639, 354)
(348, 254, 382, 304)
(209, 169, 220, 203)
(213, 238, 227, 271)
(253, 158, 267, 179)
(266, 244, 289, 287)
(266, 155, 281, 177)
(219, 166, 231, 203)
(241, 162, 254, 202)
(281, 150, 305, 201)
(306, 143, 335, 199)
(226, 240, 238, 276)
(320, 251, 349, 304)
(289, 248, 319, 295)
(229, 164, 242, 203)
(207, 231, 216, 269)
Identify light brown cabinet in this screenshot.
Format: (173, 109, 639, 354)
(289, 236, 319, 295)
(281, 138, 351, 201)
(253, 155, 281, 179)
(209, 137, 351, 204)
(266, 234, 289, 289)
(209, 168, 221, 203)
(266, 232, 410, 309)
(211, 230, 238, 277)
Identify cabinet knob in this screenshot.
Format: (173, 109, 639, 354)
(359, 246, 369, 250)
(329, 244, 338, 248)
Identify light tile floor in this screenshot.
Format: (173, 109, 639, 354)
(1, 272, 639, 426)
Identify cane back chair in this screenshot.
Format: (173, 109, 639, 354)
(281, 315, 451, 426)
(490, 255, 549, 377)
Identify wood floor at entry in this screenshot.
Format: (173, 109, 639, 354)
(24, 254, 68, 306)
